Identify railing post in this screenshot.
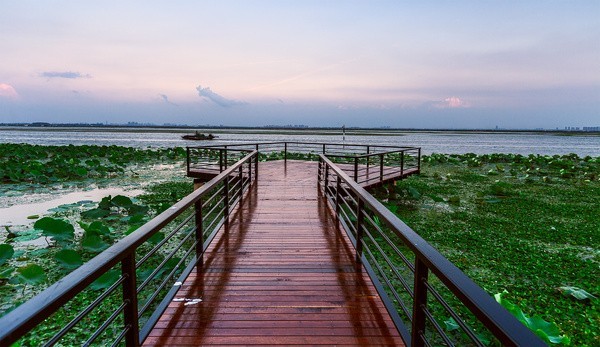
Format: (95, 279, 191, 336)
(353, 157, 358, 182)
(418, 148, 421, 172)
(254, 147, 259, 178)
(379, 154, 384, 182)
(186, 147, 191, 175)
(355, 198, 364, 263)
(219, 149, 223, 172)
(223, 147, 228, 170)
(248, 156, 252, 183)
(195, 199, 203, 269)
(366, 146, 370, 171)
(224, 176, 230, 228)
(401, 151, 405, 176)
(284, 142, 287, 162)
(412, 258, 429, 347)
(122, 254, 140, 347)
(322, 144, 326, 154)
(335, 176, 341, 222)
(324, 163, 329, 195)
(317, 158, 322, 189)
(239, 165, 244, 205)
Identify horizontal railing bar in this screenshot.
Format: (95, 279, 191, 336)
(362, 227, 414, 298)
(135, 213, 195, 268)
(363, 243, 413, 321)
(43, 275, 126, 346)
(424, 281, 483, 345)
(421, 306, 459, 347)
(109, 327, 128, 347)
(363, 214, 415, 272)
(138, 242, 197, 317)
(137, 227, 195, 293)
(83, 302, 127, 347)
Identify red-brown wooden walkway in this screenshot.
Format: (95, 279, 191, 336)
(144, 161, 404, 346)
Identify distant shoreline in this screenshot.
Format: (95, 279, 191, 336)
(0, 124, 598, 137)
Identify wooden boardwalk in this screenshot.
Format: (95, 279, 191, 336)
(145, 161, 404, 346)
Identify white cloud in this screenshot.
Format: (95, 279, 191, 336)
(159, 93, 178, 106)
(40, 71, 92, 79)
(0, 83, 19, 99)
(196, 85, 246, 107)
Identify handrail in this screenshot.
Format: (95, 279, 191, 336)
(0, 150, 258, 346)
(187, 141, 421, 187)
(317, 154, 545, 346)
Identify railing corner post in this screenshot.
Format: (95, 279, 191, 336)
(284, 142, 288, 162)
(122, 254, 140, 347)
(411, 258, 429, 347)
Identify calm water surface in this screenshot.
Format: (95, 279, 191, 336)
(0, 128, 598, 156)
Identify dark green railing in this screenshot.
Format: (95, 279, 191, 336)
(186, 141, 420, 186)
(318, 154, 545, 347)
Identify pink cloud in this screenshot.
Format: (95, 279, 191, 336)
(431, 96, 470, 109)
(0, 83, 19, 99)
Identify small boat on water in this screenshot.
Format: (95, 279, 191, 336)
(182, 132, 217, 140)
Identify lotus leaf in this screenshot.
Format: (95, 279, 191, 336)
(55, 249, 83, 270)
(34, 217, 74, 242)
(0, 244, 14, 266)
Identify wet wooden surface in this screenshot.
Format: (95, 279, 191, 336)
(188, 160, 418, 189)
(145, 161, 404, 346)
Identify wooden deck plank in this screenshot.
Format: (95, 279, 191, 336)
(144, 160, 404, 346)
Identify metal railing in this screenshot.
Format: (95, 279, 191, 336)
(187, 141, 421, 186)
(317, 154, 545, 347)
(0, 151, 258, 347)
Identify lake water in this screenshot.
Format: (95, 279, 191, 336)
(0, 127, 598, 156)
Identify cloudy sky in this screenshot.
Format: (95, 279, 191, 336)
(1, 1, 599, 128)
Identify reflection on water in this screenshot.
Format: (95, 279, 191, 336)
(0, 187, 143, 226)
(0, 128, 598, 156)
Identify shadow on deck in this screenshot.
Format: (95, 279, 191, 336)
(144, 161, 404, 346)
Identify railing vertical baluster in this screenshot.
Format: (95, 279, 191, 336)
(195, 198, 203, 269)
(322, 143, 326, 154)
(418, 148, 421, 172)
(284, 142, 287, 162)
(379, 154, 384, 182)
(219, 149, 223, 172)
(355, 198, 364, 263)
(224, 147, 228, 170)
(412, 258, 429, 347)
(353, 157, 358, 182)
(121, 254, 139, 347)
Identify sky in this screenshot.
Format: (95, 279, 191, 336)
(1, 1, 599, 129)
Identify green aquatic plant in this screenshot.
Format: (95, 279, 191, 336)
(495, 291, 570, 345)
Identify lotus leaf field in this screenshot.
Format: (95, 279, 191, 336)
(0, 144, 598, 346)
(372, 153, 599, 346)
